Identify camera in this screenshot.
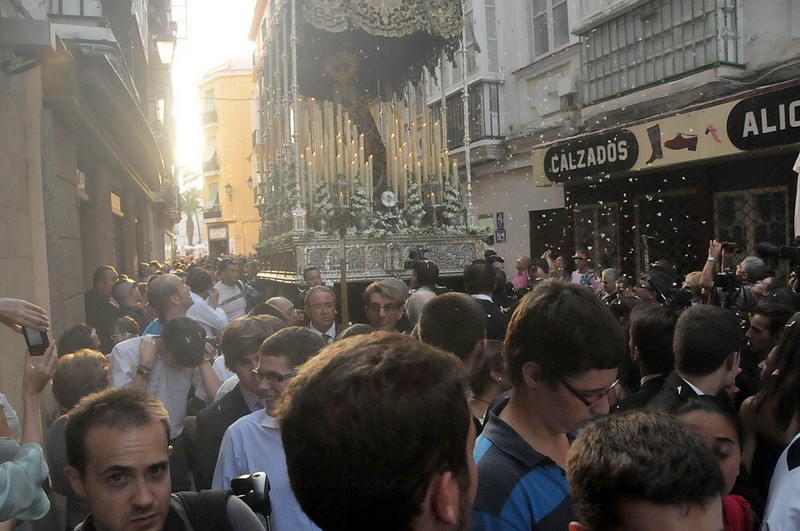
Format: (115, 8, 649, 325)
(230, 472, 271, 520)
(714, 272, 742, 290)
(404, 246, 431, 270)
(757, 240, 800, 282)
(721, 241, 739, 254)
(205, 336, 220, 351)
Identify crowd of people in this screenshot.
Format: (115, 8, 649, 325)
(2, 238, 800, 530)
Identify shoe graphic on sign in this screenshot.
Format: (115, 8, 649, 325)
(705, 124, 722, 143)
(664, 132, 698, 151)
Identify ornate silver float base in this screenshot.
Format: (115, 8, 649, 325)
(257, 234, 486, 284)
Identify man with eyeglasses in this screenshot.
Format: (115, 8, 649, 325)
(634, 270, 672, 303)
(471, 281, 625, 531)
(363, 280, 406, 332)
(194, 315, 285, 490)
(213, 326, 324, 530)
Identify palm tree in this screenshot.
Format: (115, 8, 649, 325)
(179, 188, 202, 245)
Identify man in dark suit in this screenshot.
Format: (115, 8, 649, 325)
(465, 259, 509, 340)
(84, 265, 120, 353)
(305, 286, 339, 344)
(646, 304, 742, 411)
(194, 315, 285, 489)
(613, 303, 676, 412)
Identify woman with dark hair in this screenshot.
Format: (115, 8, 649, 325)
(741, 312, 800, 496)
(56, 324, 100, 358)
(675, 397, 759, 530)
(469, 339, 512, 423)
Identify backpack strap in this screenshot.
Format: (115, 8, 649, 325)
(172, 490, 234, 531)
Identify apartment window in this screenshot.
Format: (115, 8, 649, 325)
(203, 138, 219, 173)
(580, 0, 741, 103)
(485, 0, 499, 72)
(204, 183, 221, 219)
(442, 82, 503, 150)
(464, 0, 478, 75)
(202, 89, 217, 125)
(50, 0, 102, 16)
(530, 0, 570, 58)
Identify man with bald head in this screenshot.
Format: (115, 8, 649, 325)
(267, 297, 303, 325)
(142, 274, 195, 336)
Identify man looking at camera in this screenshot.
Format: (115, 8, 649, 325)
(65, 387, 261, 531)
(363, 280, 406, 332)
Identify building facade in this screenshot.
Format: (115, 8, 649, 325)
(199, 59, 260, 257)
(0, 0, 177, 407)
(428, 0, 800, 279)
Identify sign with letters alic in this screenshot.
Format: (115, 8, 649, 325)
(727, 84, 800, 151)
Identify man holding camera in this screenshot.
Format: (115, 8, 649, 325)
(108, 317, 221, 491)
(701, 239, 765, 313)
(64, 387, 262, 531)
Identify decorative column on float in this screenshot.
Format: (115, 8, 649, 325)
(290, 0, 307, 231)
(460, 0, 476, 228)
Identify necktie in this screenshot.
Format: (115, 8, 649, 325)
(322, 333, 332, 344)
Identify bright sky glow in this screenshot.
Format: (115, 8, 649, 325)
(172, 1, 257, 186)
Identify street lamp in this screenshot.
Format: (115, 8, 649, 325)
(247, 176, 254, 189)
(225, 182, 233, 201)
(154, 31, 177, 65)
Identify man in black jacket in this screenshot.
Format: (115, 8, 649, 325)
(646, 304, 741, 411)
(464, 259, 509, 341)
(84, 265, 120, 353)
(613, 303, 676, 412)
(194, 315, 285, 489)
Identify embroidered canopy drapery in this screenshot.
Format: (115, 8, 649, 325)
(294, 0, 462, 100)
(302, 0, 462, 39)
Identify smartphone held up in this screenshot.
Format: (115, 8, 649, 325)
(22, 326, 50, 356)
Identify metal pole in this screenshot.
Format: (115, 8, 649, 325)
(460, 0, 476, 228)
(290, 0, 306, 231)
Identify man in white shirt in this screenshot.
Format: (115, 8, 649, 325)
(141, 274, 194, 336)
(186, 269, 228, 337)
(108, 317, 220, 491)
(214, 259, 247, 321)
(762, 431, 800, 529)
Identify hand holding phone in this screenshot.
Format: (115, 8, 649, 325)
(22, 326, 49, 356)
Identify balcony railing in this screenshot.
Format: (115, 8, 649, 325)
(203, 208, 222, 220)
(49, 0, 103, 17)
(202, 157, 219, 173)
(578, 0, 741, 104)
(201, 109, 218, 125)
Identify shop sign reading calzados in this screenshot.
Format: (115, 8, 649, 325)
(543, 129, 639, 183)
